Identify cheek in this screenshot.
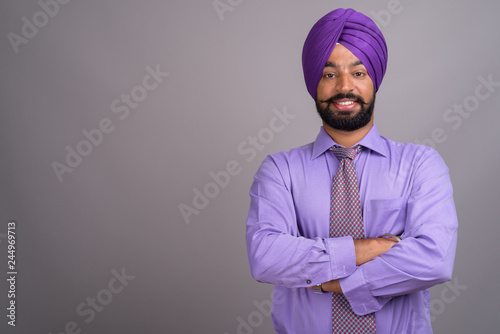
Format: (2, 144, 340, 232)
(316, 81, 333, 99)
(359, 83, 374, 100)
(361, 79, 375, 95)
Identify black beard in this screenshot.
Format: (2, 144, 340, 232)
(315, 92, 375, 131)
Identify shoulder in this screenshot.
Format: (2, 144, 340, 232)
(380, 136, 449, 177)
(254, 143, 314, 186)
(265, 142, 314, 166)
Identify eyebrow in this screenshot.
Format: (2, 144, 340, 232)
(324, 60, 364, 68)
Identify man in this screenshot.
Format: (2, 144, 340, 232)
(246, 8, 458, 334)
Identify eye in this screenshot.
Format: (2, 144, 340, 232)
(354, 72, 364, 77)
(324, 73, 336, 79)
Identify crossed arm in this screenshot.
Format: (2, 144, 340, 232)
(309, 237, 398, 293)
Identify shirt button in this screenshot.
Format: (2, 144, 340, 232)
(306, 280, 311, 284)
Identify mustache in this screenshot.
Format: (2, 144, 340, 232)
(320, 93, 367, 105)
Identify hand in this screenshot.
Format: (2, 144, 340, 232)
(354, 237, 397, 266)
(307, 280, 342, 293)
(321, 280, 342, 293)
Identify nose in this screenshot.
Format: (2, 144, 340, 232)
(337, 73, 354, 93)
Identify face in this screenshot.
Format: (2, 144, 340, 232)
(315, 44, 375, 132)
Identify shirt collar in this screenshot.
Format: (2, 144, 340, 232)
(311, 124, 388, 160)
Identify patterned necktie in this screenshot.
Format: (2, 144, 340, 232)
(329, 145, 376, 333)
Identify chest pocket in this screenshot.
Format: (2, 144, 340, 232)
(364, 197, 407, 237)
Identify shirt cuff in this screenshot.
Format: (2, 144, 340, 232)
(339, 267, 385, 315)
(326, 236, 356, 279)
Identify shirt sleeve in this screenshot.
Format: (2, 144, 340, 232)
(340, 147, 458, 315)
(246, 154, 357, 288)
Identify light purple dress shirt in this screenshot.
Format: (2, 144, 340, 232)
(246, 125, 458, 333)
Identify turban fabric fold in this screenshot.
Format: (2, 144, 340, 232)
(302, 8, 388, 99)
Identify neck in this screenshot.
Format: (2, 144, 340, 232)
(323, 119, 373, 148)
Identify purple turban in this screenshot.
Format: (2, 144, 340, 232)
(302, 8, 388, 99)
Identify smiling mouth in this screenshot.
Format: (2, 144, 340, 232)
(336, 101, 355, 106)
(320, 93, 365, 111)
(332, 99, 358, 111)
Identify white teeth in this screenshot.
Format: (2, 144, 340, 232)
(337, 101, 355, 106)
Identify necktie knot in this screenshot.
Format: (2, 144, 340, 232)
(330, 145, 363, 161)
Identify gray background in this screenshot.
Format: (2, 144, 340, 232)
(1, 0, 499, 333)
